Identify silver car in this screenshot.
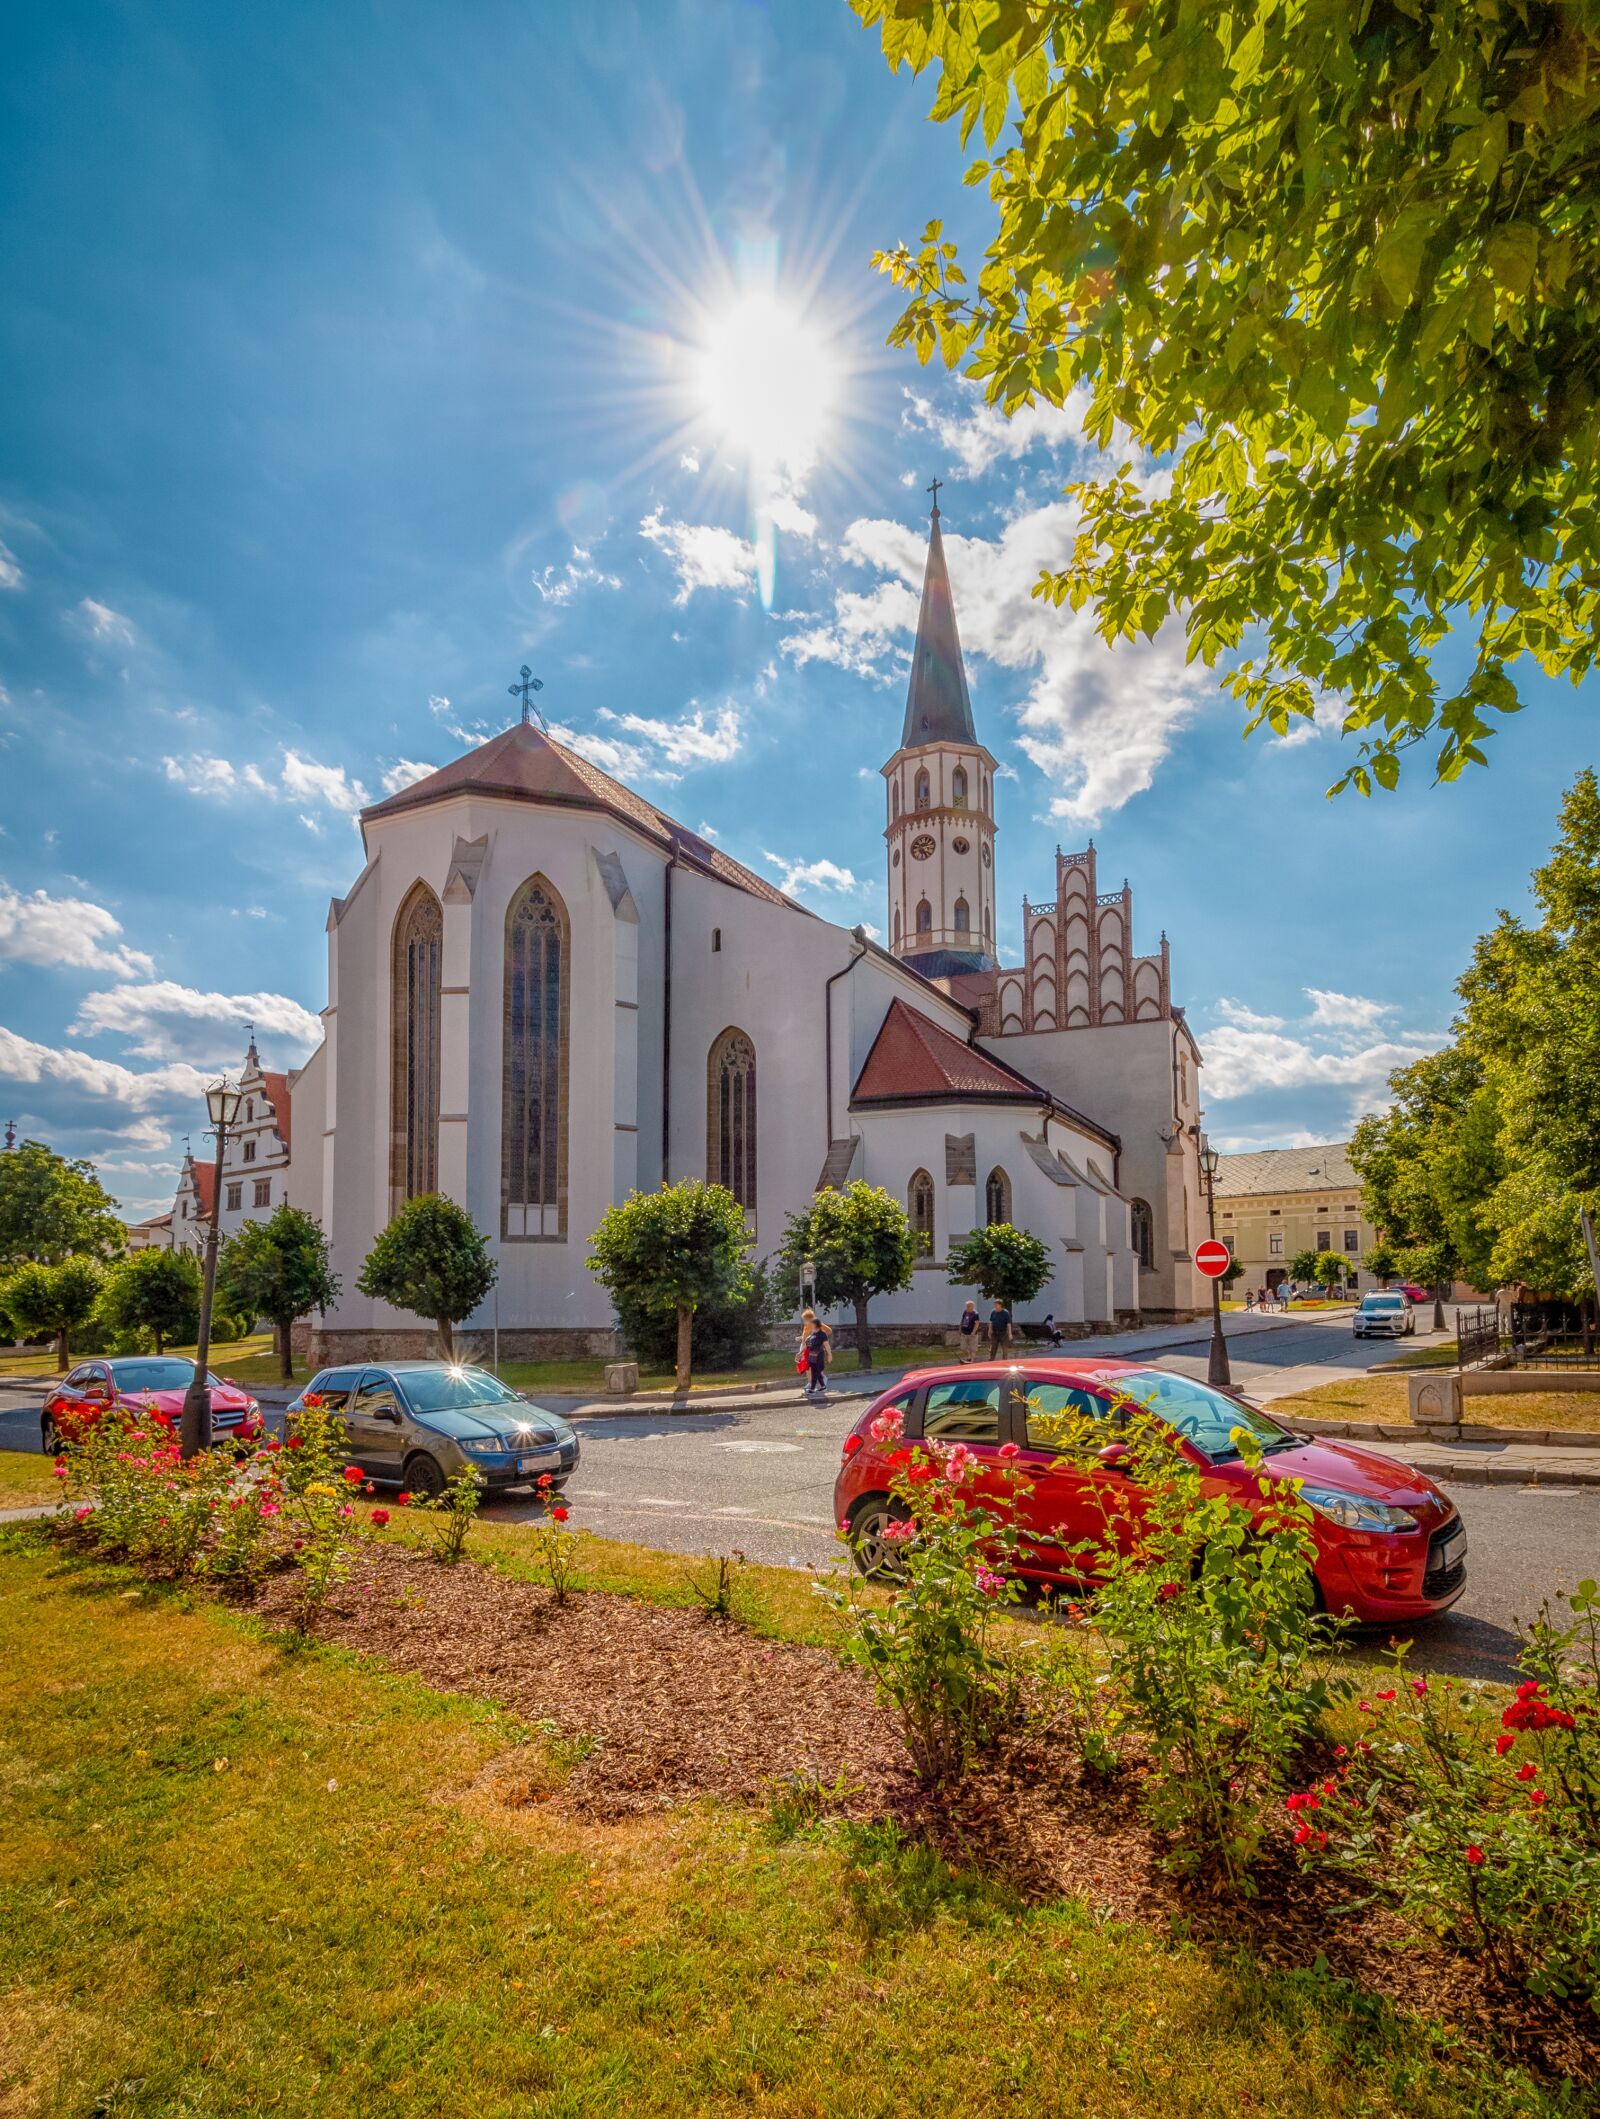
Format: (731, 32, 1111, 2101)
(288, 1362, 579, 1497)
(1352, 1292, 1416, 1339)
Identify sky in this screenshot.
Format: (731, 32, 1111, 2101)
(1, 0, 1594, 1222)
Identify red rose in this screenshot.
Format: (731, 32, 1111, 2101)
(1465, 1845, 1485, 1866)
(371, 1509, 390, 1528)
(550, 1505, 569, 1523)
(1529, 1788, 1548, 1807)
(1495, 1732, 1516, 1756)
(1375, 1689, 1397, 1702)
(342, 1465, 364, 1484)
(1515, 1762, 1538, 1783)
(886, 1447, 913, 1470)
(536, 1472, 553, 1488)
(842, 1434, 863, 1457)
(287, 1435, 305, 1451)
(1156, 1582, 1181, 1602)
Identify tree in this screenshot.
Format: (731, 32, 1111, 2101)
(1318, 1253, 1351, 1297)
(356, 1194, 496, 1361)
(777, 1181, 916, 1372)
(4, 1257, 105, 1371)
(589, 1180, 753, 1391)
(944, 1222, 1053, 1313)
(1362, 1242, 1400, 1286)
(96, 1246, 201, 1354)
(1350, 1046, 1500, 1302)
(1287, 1249, 1324, 1289)
(0, 1140, 122, 1272)
(609, 1260, 775, 1377)
(853, 3, 1600, 796)
(1220, 1254, 1247, 1293)
(219, 1205, 341, 1380)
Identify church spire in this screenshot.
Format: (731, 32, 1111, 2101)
(900, 481, 976, 748)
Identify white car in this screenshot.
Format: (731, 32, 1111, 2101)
(1353, 1291, 1417, 1338)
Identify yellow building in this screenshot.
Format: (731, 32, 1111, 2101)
(1213, 1143, 1378, 1298)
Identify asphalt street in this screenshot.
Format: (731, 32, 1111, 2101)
(3, 1312, 1595, 1678)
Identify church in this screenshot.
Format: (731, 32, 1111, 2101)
(285, 496, 1209, 1362)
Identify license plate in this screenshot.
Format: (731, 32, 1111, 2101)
(518, 1452, 560, 1475)
(1437, 1525, 1466, 1568)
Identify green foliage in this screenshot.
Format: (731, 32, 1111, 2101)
(219, 1204, 340, 1379)
(1287, 1249, 1325, 1287)
(356, 1194, 496, 1359)
(3, 1256, 105, 1368)
(95, 1246, 202, 1354)
(611, 1257, 775, 1372)
(1220, 1254, 1247, 1290)
(944, 1220, 1053, 1308)
(588, 1180, 754, 1387)
(852, 1, 1600, 794)
(0, 1140, 123, 1273)
(777, 1181, 915, 1369)
(282, 1397, 369, 1629)
(1362, 1242, 1400, 1285)
(409, 1460, 483, 1567)
(1317, 1252, 1351, 1291)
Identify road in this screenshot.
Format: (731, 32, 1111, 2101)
(3, 1313, 1594, 1678)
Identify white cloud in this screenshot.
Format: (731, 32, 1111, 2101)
(679, 451, 701, 473)
(1305, 988, 1393, 1036)
(782, 503, 1213, 823)
(0, 1023, 211, 1109)
(639, 507, 758, 603)
(1200, 986, 1443, 1123)
(70, 980, 321, 1066)
(551, 704, 744, 785)
(164, 748, 368, 819)
(1214, 997, 1286, 1032)
(900, 383, 1093, 477)
(0, 883, 154, 978)
(696, 820, 720, 842)
(74, 597, 137, 646)
(381, 758, 437, 795)
(761, 852, 860, 897)
(532, 547, 623, 604)
(0, 542, 21, 591)
(428, 693, 493, 749)
(281, 749, 368, 815)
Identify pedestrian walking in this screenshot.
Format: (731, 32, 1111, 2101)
(798, 1309, 832, 1399)
(957, 1300, 981, 1362)
(987, 1297, 1012, 1362)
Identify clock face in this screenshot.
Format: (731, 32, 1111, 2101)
(910, 834, 936, 861)
(951, 835, 971, 856)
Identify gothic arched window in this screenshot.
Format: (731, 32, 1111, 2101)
(893, 908, 902, 949)
(915, 897, 932, 937)
(914, 769, 931, 811)
(391, 883, 443, 1206)
(954, 895, 971, 935)
(707, 1027, 757, 1211)
(909, 1169, 935, 1257)
(1131, 1197, 1154, 1271)
(503, 874, 569, 1238)
(952, 766, 968, 809)
(985, 1166, 1011, 1226)
(891, 783, 901, 819)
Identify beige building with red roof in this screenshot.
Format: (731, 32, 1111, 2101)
(165, 1039, 295, 1253)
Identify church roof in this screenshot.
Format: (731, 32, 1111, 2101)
(852, 998, 1048, 1108)
(362, 722, 800, 910)
(187, 1159, 217, 1220)
(900, 502, 976, 749)
(260, 1071, 292, 1152)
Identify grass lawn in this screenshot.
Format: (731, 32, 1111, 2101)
(0, 1331, 313, 1389)
(0, 1534, 1562, 2119)
(0, 1448, 57, 1507)
(1273, 1372, 1600, 1433)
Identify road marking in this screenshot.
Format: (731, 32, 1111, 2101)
(712, 1439, 802, 1454)
(631, 1496, 688, 1507)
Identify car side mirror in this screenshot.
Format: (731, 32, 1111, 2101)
(378, 1407, 402, 1424)
(1096, 1440, 1132, 1473)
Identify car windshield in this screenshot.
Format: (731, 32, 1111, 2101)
(1363, 1295, 1404, 1310)
(396, 1367, 523, 1415)
(1096, 1368, 1295, 1463)
(109, 1358, 200, 1391)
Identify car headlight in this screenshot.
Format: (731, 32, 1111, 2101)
(460, 1437, 507, 1457)
(1298, 1484, 1418, 1533)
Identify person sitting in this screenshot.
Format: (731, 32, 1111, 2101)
(1041, 1313, 1064, 1349)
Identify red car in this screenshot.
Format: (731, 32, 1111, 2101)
(42, 1356, 264, 1454)
(833, 1359, 1467, 1626)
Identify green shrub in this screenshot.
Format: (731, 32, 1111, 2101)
(612, 1258, 775, 1372)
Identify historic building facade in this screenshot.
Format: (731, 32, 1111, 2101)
(285, 495, 1206, 1359)
(164, 1040, 295, 1254)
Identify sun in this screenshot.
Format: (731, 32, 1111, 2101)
(693, 289, 838, 480)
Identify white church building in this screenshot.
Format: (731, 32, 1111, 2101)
(286, 498, 1210, 1362)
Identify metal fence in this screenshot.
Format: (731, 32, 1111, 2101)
(1508, 1301, 1600, 1369)
(1456, 1305, 1501, 1368)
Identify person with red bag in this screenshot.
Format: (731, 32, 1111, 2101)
(797, 1309, 832, 1400)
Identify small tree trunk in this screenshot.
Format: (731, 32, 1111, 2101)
(675, 1307, 693, 1392)
(153, 1330, 165, 1354)
(437, 1315, 454, 1362)
(854, 1293, 872, 1370)
(277, 1317, 294, 1381)
(55, 1328, 69, 1373)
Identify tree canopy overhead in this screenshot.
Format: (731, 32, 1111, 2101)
(0, 1141, 123, 1273)
(853, 0, 1600, 794)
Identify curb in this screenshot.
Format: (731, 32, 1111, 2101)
(1281, 1419, 1600, 1490)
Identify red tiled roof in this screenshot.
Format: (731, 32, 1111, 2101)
(260, 1070, 292, 1153)
(362, 723, 802, 911)
(851, 999, 1044, 1107)
(191, 1161, 217, 1218)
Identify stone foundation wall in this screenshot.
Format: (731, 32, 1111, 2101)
(293, 1323, 623, 1367)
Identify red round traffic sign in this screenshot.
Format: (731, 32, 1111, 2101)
(1195, 1238, 1232, 1280)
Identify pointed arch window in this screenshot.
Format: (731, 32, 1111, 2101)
(954, 895, 971, 935)
(391, 883, 443, 1206)
(914, 769, 931, 811)
(985, 1167, 1011, 1227)
(707, 1027, 757, 1212)
(893, 908, 902, 950)
(951, 765, 968, 809)
(915, 897, 932, 937)
(503, 874, 569, 1238)
(1131, 1198, 1154, 1271)
(909, 1169, 935, 1258)
(891, 783, 901, 820)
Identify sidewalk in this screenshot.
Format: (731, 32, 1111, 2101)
(1277, 1418, 1600, 1490)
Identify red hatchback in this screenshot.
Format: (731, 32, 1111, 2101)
(833, 1359, 1468, 1626)
(42, 1357, 264, 1453)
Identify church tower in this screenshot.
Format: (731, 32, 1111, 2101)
(883, 487, 998, 976)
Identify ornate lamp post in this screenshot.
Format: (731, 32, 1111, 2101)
(1196, 1135, 1232, 1390)
(180, 1077, 243, 1460)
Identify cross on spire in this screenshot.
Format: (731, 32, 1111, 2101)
(927, 476, 942, 514)
(508, 664, 546, 730)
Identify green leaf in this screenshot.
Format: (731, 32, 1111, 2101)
(1485, 223, 1538, 298)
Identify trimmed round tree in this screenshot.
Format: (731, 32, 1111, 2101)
(219, 1204, 341, 1380)
(1363, 1242, 1399, 1287)
(356, 1194, 496, 1361)
(4, 1256, 105, 1371)
(97, 1245, 202, 1354)
(589, 1180, 753, 1391)
(1287, 1248, 1324, 1290)
(778, 1181, 916, 1371)
(944, 1222, 1053, 1316)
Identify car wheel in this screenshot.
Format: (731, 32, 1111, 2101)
(404, 1452, 447, 1499)
(41, 1415, 61, 1456)
(847, 1492, 910, 1579)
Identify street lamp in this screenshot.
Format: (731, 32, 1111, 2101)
(180, 1076, 244, 1460)
(1196, 1134, 1232, 1390)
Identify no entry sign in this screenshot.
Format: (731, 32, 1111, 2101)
(1195, 1238, 1232, 1280)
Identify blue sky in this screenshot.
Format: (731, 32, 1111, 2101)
(1, 0, 1593, 1220)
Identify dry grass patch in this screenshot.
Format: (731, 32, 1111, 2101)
(1274, 1373, 1600, 1432)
